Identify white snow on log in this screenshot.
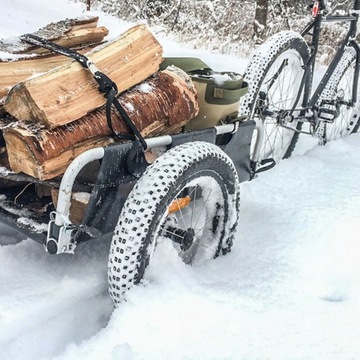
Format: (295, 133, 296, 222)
(72, 192, 91, 204)
(137, 82, 154, 93)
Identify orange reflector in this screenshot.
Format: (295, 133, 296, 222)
(168, 196, 191, 214)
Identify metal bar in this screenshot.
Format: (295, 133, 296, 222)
(145, 123, 236, 148)
(350, 40, 360, 104)
(251, 119, 265, 163)
(214, 123, 237, 135)
(145, 135, 173, 148)
(323, 15, 357, 22)
(54, 123, 237, 226)
(309, 15, 356, 107)
(55, 147, 105, 227)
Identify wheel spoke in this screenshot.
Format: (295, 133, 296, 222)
(193, 188, 213, 231)
(108, 135, 240, 304)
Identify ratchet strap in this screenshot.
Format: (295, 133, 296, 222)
(20, 34, 148, 150)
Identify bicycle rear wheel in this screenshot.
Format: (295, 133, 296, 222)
(321, 47, 360, 142)
(240, 31, 310, 163)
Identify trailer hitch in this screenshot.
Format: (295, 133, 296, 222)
(46, 215, 77, 254)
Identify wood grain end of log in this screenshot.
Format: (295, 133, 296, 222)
(5, 83, 47, 124)
(2, 132, 39, 178)
(5, 130, 112, 180)
(51, 187, 90, 224)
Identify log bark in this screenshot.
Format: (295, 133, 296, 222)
(5, 25, 163, 129)
(0, 16, 100, 54)
(24, 26, 109, 55)
(2, 67, 199, 180)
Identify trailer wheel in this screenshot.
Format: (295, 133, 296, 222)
(108, 141, 240, 305)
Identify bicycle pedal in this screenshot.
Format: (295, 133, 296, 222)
(253, 158, 276, 175)
(317, 107, 337, 122)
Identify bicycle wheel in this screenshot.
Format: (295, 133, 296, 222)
(320, 47, 360, 142)
(108, 142, 240, 305)
(240, 31, 310, 163)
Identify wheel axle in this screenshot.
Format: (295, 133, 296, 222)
(165, 226, 195, 251)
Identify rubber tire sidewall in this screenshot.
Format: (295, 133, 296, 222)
(240, 31, 310, 160)
(321, 47, 360, 139)
(108, 141, 240, 305)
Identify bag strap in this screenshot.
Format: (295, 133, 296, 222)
(20, 34, 148, 150)
(212, 86, 248, 101)
(161, 57, 248, 104)
(160, 57, 211, 73)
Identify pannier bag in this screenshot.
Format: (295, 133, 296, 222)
(160, 57, 248, 130)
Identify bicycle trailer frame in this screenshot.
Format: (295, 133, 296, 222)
(0, 120, 260, 254)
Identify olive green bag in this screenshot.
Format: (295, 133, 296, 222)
(160, 57, 248, 131)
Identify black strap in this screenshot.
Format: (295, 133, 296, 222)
(254, 158, 276, 175)
(20, 34, 90, 68)
(20, 33, 148, 150)
(92, 70, 147, 148)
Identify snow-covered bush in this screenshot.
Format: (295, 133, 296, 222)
(75, 0, 355, 60)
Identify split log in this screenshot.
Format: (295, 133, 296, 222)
(0, 148, 20, 187)
(0, 46, 101, 105)
(0, 16, 108, 106)
(0, 16, 101, 55)
(2, 67, 199, 180)
(25, 27, 109, 55)
(51, 188, 90, 224)
(4, 25, 163, 129)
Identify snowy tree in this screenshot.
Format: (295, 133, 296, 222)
(254, 0, 269, 43)
(76, 0, 355, 58)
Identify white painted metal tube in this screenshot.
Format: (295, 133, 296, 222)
(55, 147, 105, 227)
(145, 134, 173, 148)
(251, 119, 265, 163)
(54, 124, 237, 227)
(215, 123, 237, 135)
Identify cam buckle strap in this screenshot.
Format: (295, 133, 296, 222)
(93, 71, 148, 149)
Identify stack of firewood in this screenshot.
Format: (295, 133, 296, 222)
(0, 16, 109, 107)
(0, 20, 199, 181)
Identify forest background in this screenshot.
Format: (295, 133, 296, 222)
(77, 0, 355, 60)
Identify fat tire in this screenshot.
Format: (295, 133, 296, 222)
(320, 47, 360, 141)
(240, 31, 310, 162)
(108, 141, 240, 305)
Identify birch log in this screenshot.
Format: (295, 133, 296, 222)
(2, 67, 199, 180)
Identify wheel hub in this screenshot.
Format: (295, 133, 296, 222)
(165, 226, 195, 251)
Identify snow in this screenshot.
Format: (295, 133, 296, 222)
(1, 1, 360, 359)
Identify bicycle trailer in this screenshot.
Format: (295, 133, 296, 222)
(0, 28, 273, 304)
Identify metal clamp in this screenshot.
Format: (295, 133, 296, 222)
(46, 213, 77, 255)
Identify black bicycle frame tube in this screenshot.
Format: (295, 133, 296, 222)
(299, 7, 360, 113)
(309, 15, 359, 108)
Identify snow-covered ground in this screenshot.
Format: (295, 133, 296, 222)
(1, 1, 360, 359)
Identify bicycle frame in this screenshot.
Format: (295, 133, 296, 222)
(295, 0, 360, 127)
